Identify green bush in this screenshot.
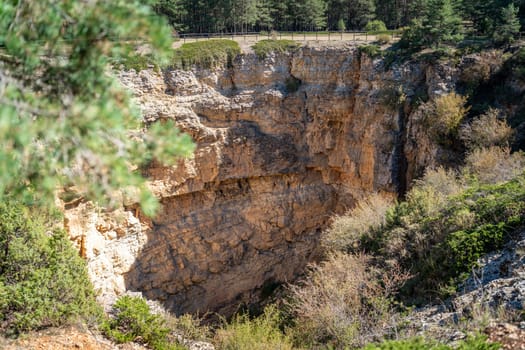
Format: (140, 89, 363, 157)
(171, 39, 240, 69)
(214, 305, 293, 350)
(361, 335, 499, 349)
(103, 295, 184, 350)
(445, 223, 507, 273)
(252, 39, 300, 59)
(359, 44, 382, 58)
(119, 53, 160, 71)
(365, 20, 387, 33)
(0, 201, 102, 335)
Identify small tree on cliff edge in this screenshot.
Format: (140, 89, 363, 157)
(337, 18, 346, 31)
(401, 0, 463, 49)
(0, 0, 195, 215)
(425, 0, 463, 47)
(493, 3, 521, 46)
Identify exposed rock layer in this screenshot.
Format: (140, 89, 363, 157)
(65, 45, 456, 315)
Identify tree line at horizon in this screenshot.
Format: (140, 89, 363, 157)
(151, 0, 525, 36)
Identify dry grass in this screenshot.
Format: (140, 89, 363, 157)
(464, 146, 525, 184)
(459, 108, 514, 150)
(214, 305, 294, 350)
(322, 194, 393, 253)
(425, 93, 469, 139)
(287, 253, 409, 349)
(404, 167, 463, 223)
(165, 313, 211, 343)
(376, 34, 392, 44)
(414, 167, 463, 197)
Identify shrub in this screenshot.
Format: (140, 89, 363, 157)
(285, 76, 301, 93)
(376, 34, 391, 44)
(399, 174, 525, 301)
(365, 20, 387, 33)
(0, 201, 102, 335)
(459, 109, 514, 150)
(459, 62, 492, 94)
(504, 48, 525, 81)
(322, 194, 393, 253)
(388, 167, 462, 227)
(445, 223, 507, 273)
(252, 39, 300, 59)
(379, 83, 407, 111)
(119, 53, 160, 72)
(413, 167, 463, 198)
(171, 40, 240, 70)
(103, 296, 183, 350)
(214, 304, 293, 350)
(424, 92, 469, 141)
(361, 335, 499, 349)
(464, 147, 525, 184)
(166, 313, 210, 343)
(362, 337, 447, 349)
(359, 44, 382, 58)
(380, 168, 462, 264)
(288, 253, 409, 349)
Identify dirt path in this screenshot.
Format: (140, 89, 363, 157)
(172, 33, 394, 53)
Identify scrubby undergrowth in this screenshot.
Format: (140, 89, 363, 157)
(252, 39, 301, 58)
(171, 39, 240, 69)
(0, 202, 102, 336)
(299, 149, 525, 348)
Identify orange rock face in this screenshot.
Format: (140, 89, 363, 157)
(65, 45, 452, 315)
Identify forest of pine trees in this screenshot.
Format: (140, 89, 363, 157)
(151, 0, 525, 35)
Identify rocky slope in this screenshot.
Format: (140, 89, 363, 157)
(400, 228, 525, 349)
(65, 44, 463, 315)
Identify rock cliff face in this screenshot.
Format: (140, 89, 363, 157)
(65, 45, 455, 315)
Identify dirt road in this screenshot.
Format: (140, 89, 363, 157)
(173, 33, 395, 53)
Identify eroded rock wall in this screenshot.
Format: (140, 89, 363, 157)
(65, 45, 455, 315)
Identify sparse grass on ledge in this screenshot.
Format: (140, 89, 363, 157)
(252, 39, 301, 59)
(119, 53, 160, 72)
(171, 39, 241, 70)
